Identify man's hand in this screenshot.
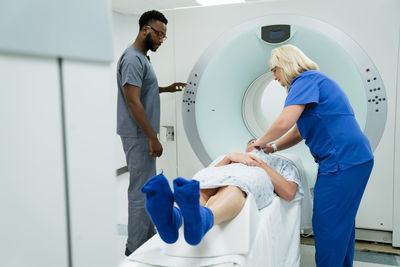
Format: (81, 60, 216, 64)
(149, 138, 163, 157)
(166, 82, 187, 92)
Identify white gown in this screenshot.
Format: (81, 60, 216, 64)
(193, 149, 304, 210)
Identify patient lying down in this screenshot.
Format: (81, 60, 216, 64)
(141, 139, 303, 246)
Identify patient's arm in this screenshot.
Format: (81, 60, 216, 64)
(253, 157, 297, 201)
(214, 156, 232, 166)
(215, 153, 259, 167)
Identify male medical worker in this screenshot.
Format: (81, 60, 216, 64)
(116, 10, 186, 256)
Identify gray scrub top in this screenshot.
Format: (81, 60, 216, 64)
(116, 46, 160, 137)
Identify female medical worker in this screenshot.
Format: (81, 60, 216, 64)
(250, 44, 374, 267)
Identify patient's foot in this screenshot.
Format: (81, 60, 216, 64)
(173, 177, 214, 246)
(141, 173, 182, 244)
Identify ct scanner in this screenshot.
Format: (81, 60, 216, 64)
(182, 14, 386, 188)
(166, 1, 400, 248)
(119, 2, 400, 266)
(121, 14, 394, 264)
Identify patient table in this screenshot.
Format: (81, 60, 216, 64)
(119, 153, 313, 267)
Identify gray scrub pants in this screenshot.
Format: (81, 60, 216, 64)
(121, 136, 157, 252)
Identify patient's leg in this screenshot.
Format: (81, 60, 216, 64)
(206, 186, 246, 225)
(173, 178, 214, 246)
(141, 173, 182, 244)
(200, 188, 218, 206)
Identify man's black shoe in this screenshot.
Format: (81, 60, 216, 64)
(125, 247, 132, 256)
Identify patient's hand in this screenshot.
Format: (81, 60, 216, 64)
(252, 156, 268, 168)
(226, 153, 260, 166)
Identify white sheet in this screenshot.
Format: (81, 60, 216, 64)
(273, 153, 313, 230)
(163, 194, 260, 257)
(120, 196, 302, 267)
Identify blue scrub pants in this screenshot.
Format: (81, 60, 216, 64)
(121, 136, 157, 252)
(312, 159, 374, 267)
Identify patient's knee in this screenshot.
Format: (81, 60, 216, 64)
(224, 185, 247, 199)
(200, 188, 218, 197)
(200, 188, 218, 205)
(217, 186, 247, 210)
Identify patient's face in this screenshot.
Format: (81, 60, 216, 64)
(246, 140, 256, 152)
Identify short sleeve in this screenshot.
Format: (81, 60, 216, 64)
(121, 55, 144, 88)
(280, 161, 305, 201)
(284, 74, 319, 107)
(280, 162, 300, 185)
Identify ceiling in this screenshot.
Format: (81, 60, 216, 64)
(112, 0, 268, 15)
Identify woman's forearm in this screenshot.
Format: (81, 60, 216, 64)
(255, 105, 305, 147)
(258, 119, 291, 145)
(275, 126, 303, 152)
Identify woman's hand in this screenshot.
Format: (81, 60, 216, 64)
(248, 139, 262, 151)
(262, 144, 274, 154)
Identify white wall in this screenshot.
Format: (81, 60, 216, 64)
(151, 11, 179, 180)
(62, 59, 117, 266)
(0, 54, 69, 267)
(394, 28, 400, 247)
(111, 12, 140, 170)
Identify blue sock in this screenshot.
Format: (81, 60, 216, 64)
(141, 173, 182, 244)
(173, 177, 214, 246)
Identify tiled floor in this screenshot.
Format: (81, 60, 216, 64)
(300, 244, 400, 267)
(116, 228, 400, 267)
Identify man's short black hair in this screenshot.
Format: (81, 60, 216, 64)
(139, 10, 168, 30)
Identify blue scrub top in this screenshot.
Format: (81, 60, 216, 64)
(284, 70, 373, 174)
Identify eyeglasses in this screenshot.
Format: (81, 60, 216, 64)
(270, 66, 278, 73)
(146, 25, 167, 41)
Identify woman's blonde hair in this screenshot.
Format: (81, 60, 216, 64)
(269, 44, 319, 89)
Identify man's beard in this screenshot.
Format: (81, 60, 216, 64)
(144, 33, 158, 52)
